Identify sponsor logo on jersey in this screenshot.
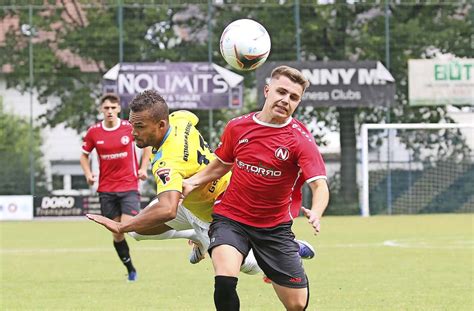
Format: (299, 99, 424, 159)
(100, 152, 128, 160)
(238, 138, 249, 144)
(97, 140, 104, 144)
(121, 136, 130, 145)
(236, 158, 282, 178)
(183, 122, 192, 161)
(156, 168, 171, 185)
(289, 277, 302, 283)
(275, 147, 289, 161)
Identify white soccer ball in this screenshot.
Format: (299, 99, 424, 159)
(219, 19, 271, 71)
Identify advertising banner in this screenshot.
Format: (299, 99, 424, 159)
(0, 195, 33, 220)
(102, 62, 244, 110)
(408, 58, 474, 106)
(33, 195, 150, 217)
(257, 61, 395, 108)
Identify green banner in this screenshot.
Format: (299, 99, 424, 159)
(408, 59, 474, 106)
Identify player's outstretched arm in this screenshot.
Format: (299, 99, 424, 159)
(86, 214, 122, 233)
(302, 179, 329, 234)
(182, 158, 232, 197)
(86, 191, 181, 233)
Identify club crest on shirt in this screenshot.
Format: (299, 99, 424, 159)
(121, 136, 130, 145)
(275, 147, 289, 161)
(156, 168, 171, 185)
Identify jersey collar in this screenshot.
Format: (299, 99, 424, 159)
(151, 126, 172, 164)
(101, 118, 121, 131)
(252, 112, 292, 128)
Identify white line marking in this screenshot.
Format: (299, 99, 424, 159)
(2, 238, 472, 254)
(383, 238, 474, 249)
(0, 246, 185, 254)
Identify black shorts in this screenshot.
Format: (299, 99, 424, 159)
(98, 191, 141, 220)
(208, 214, 307, 288)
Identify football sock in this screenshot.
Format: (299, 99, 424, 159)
(214, 276, 239, 311)
(128, 229, 198, 242)
(113, 239, 135, 273)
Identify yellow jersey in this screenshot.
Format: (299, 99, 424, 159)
(150, 110, 230, 223)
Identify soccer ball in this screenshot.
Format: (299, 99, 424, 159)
(219, 19, 271, 71)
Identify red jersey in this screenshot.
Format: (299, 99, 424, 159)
(290, 175, 305, 218)
(82, 119, 139, 192)
(214, 112, 327, 228)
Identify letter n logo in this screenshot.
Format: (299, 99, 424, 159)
(275, 147, 289, 161)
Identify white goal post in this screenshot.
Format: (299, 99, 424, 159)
(360, 123, 474, 217)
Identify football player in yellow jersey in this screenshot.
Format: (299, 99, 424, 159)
(86, 89, 261, 273)
(147, 108, 229, 224)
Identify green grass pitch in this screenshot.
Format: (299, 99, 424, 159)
(1, 214, 472, 310)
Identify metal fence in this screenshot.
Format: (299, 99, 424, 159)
(1, 1, 472, 214)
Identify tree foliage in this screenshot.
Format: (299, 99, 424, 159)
(0, 99, 47, 195)
(0, 2, 472, 205)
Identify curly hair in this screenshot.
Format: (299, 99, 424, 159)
(129, 89, 169, 122)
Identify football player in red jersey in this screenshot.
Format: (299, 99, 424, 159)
(80, 93, 151, 282)
(184, 66, 329, 311)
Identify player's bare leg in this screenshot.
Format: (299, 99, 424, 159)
(128, 223, 198, 242)
(272, 282, 309, 311)
(211, 245, 244, 311)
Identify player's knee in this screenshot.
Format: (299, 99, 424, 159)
(284, 299, 307, 311)
(283, 290, 309, 311)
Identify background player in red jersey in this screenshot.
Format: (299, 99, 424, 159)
(80, 93, 151, 282)
(184, 66, 330, 311)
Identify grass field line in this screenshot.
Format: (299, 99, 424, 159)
(0, 245, 186, 254)
(2, 238, 472, 254)
(383, 238, 474, 249)
(0, 242, 387, 254)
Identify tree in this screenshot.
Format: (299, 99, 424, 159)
(296, 2, 473, 211)
(1, 2, 472, 210)
(0, 100, 47, 195)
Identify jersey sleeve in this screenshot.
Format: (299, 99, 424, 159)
(214, 122, 235, 165)
(296, 135, 327, 183)
(82, 128, 95, 154)
(152, 158, 186, 195)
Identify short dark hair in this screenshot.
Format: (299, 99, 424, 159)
(99, 93, 120, 105)
(271, 65, 310, 91)
(129, 89, 169, 122)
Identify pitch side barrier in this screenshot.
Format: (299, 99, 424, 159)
(32, 195, 151, 218)
(0, 195, 102, 220)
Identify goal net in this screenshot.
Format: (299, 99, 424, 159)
(360, 123, 474, 216)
